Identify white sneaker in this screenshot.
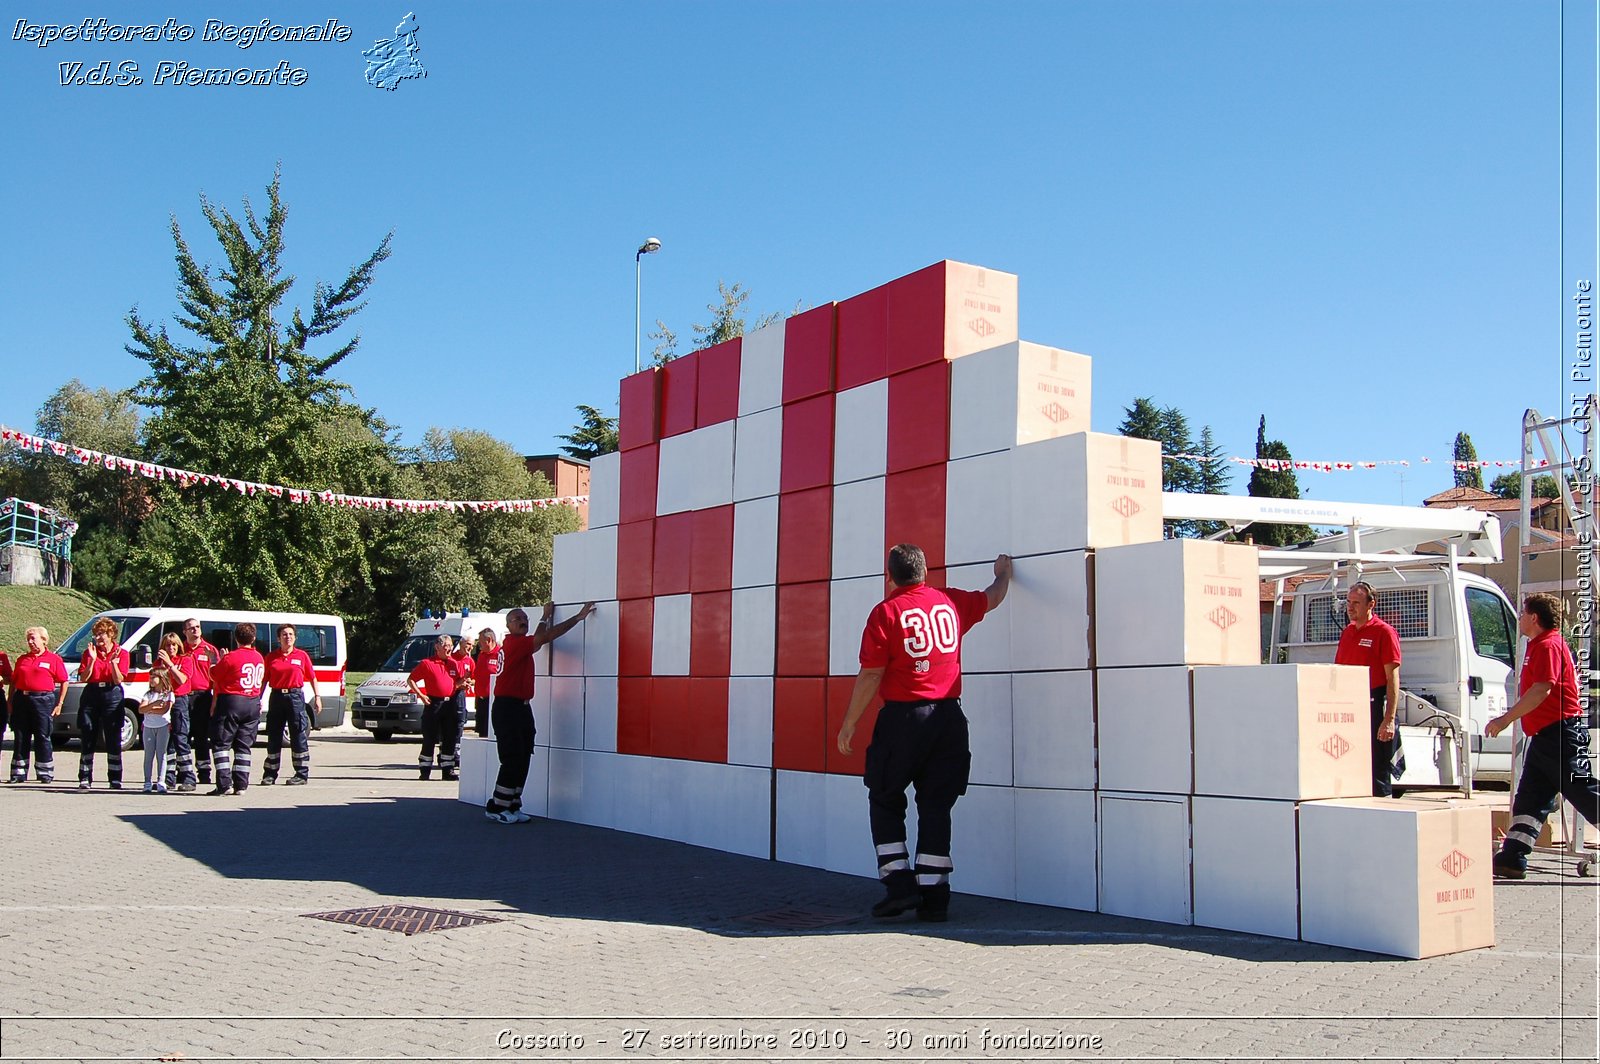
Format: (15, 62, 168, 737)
(142, 784, 154, 793)
(155, 785, 169, 794)
(508, 810, 534, 823)
(485, 810, 518, 824)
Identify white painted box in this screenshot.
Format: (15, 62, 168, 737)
(961, 673, 1013, 787)
(1096, 666, 1192, 795)
(831, 477, 886, 580)
(1008, 550, 1092, 672)
(547, 676, 584, 750)
(1011, 432, 1163, 556)
(1014, 787, 1097, 911)
(733, 406, 783, 502)
(729, 586, 776, 676)
(1011, 670, 1096, 789)
(948, 340, 1091, 459)
(776, 770, 828, 869)
(655, 430, 699, 515)
(732, 496, 780, 589)
(650, 593, 692, 676)
(829, 576, 886, 676)
(945, 451, 1014, 566)
(1098, 792, 1192, 926)
(944, 562, 1011, 673)
(726, 676, 773, 767)
(1095, 540, 1259, 668)
(583, 675, 618, 752)
(551, 532, 589, 606)
(1192, 664, 1371, 800)
(582, 601, 619, 677)
(1298, 798, 1495, 959)
(1191, 796, 1299, 939)
(737, 319, 785, 417)
(587, 451, 621, 529)
(549, 605, 587, 677)
(949, 784, 1016, 901)
(833, 380, 889, 485)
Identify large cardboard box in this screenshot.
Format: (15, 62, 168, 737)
(829, 576, 887, 676)
(1096, 666, 1192, 795)
(650, 593, 691, 676)
(1098, 792, 1192, 926)
(1192, 664, 1371, 800)
(728, 586, 776, 676)
(1010, 433, 1162, 557)
(1014, 788, 1098, 911)
(962, 673, 1013, 787)
(731, 496, 779, 588)
(891, 260, 1020, 375)
(1191, 796, 1299, 939)
(949, 341, 1089, 459)
(1011, 670, 1096, 789)
(945, 562, 1012, 672)
(831, 478, 886, 579)
(726, 676, 773, 768)
(733, 407, 783, 502)
(1095, 540, 1259, 667)
(1009, 550, 1092, 672)
(588, 451, 621, 529)
(1298, 798, 1495, 959)
(583, 676, 618, 752)
(950, 784, 1017, 901)
(736, 319, 785, 417)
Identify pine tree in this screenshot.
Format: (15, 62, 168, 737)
(559, 405, 619, 460)
(1194, 425, 1232, 536)
(1245, 415, 1312, 546)
(1453, 432, 1484, 489)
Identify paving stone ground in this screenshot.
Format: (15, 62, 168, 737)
(0, 732, 1594, 1063)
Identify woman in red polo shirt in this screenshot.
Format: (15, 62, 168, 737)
(9, 626, 68, 784)
(77, 617, 131, 790)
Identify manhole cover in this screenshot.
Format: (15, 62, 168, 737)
(730, 906, 858, 930)
(302, 905, 503, 935)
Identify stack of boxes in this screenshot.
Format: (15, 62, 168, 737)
(456, 260, 1494, 959)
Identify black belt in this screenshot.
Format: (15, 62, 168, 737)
(271, 687, 303, 693)
(87, 682, 117, 689)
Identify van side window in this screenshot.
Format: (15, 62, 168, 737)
(296, 625, 336, 666)
(1466, 588, 1515, 667)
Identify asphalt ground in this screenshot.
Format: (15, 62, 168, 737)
(0, 731, 1594, 1064)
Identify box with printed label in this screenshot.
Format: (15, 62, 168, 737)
(1010, 432, 1163, 556)
(949, 341, 1092, 459)
(1095, 540, 1258, 667)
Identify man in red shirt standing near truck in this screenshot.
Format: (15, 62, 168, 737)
(836, 545, 1011, 923)
(261, 623, 321, 786)
(1334, 581, 1404, 797)
(1487, 593, 1600, 878)
(409, 636, 461, 781)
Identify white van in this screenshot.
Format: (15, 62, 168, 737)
(52, 608, 348, 751)
(352, 610, 508, 741)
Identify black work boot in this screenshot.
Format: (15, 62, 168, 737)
(917, 883, 951, 922)
(871, 870, 921, 918)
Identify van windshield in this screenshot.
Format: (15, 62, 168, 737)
(57, 615, 146, 660)
(379, 635, 441, 673)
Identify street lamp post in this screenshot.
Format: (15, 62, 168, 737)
(635, 236, 662, 374)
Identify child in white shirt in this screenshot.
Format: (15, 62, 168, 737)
(139, 669, 176, 794)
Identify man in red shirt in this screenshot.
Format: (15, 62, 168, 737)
(8, 626, 68, 784)
(209, 622, 266, 796)
(485, 602, 593, 823)
(449, 638, 475, 740)
(77, 617, 131, 789)
(1487, 593, 1599, 878)
(837, 545, 1012, 922)
(261, 623, 322, 786)
(409, 636, 462, 781)
(1334, 581, 1404, 797)
(182, 619, 222, 786)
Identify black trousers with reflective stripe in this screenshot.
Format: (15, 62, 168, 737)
(863, 698, 970, 864)
(9, 691, 57, 781)
(77, 684, 125, 784)
(487, 695, 535, 812)
(262, 689, 310, 779)
(1502, 717, 1600, 859)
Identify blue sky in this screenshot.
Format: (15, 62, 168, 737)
(2, 1, 1594, 507)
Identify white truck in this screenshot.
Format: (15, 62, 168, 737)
(1162, 493, 1518, 790)
(351, 609, 508, 741)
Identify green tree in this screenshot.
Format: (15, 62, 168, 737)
(648, 319, 678, 367)
(122, 170, 395, 615)
(559, 405, 619, 460)
(1453, 432, 1484, 489)
(1119, 397, 1204, 536)
(1489, 471, 1563, 500)
(1245, 415, 1312, 546)
(1193, 425, 1232, 537)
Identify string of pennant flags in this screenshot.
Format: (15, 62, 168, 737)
(1163, 452, 1551, 473)
(0, 425, 588, 514)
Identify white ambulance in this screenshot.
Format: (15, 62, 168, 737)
(52, 607, 347, 751)
(351, 610, 509, 741)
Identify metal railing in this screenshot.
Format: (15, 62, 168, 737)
(0, 497, 76, 561)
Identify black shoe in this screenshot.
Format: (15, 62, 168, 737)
(419, 769, 432, 780)
(1493, 855, 1527, 880)
(442, 770, 459, 781)
(208, 785, 233, 796)
(108, 782, 122, 790)
(284, 776, 308, 786)
(871, 892, 922, 919)
(198, 773, 212, 785)
(260, 776, 276, 786)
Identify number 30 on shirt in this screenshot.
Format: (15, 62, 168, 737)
(900, 604, 960, 657)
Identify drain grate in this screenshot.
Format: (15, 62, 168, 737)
(302, 904, 503, 935)
(730, 906, 858, 930)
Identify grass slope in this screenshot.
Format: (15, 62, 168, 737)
(0, 585, 111, 656)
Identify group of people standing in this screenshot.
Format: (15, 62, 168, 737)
(0, 617, 323, 795)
